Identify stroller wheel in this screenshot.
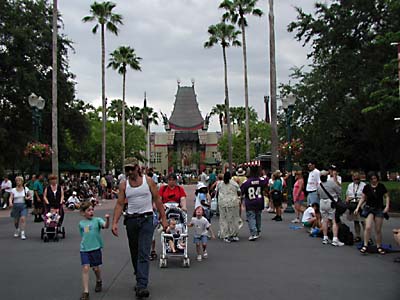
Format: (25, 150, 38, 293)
(159, 258, 167, 268)
(182, 258, 190, 268)
(62, 227, 66, 239)
(41, 228, 44, 240)
(43, 235, 49, 243)
(54, 236, 59, 242)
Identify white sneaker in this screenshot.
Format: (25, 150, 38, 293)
(223, 237, 231, 243)
(322, 238, 329, 245)
(231, 236, 239, 242)
(20, 231, 26, 240)
(14, 228, 20, 238)
(291, 218, 300, 223)
(332, 240, 344, 247)
(197, 255, 202, 261)
(3, 203, 7, 209)
(254, 234, 260, 239)
(203, 251, 208, 259)
(248, 235, 257, 241)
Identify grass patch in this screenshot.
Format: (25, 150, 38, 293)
(342, 181, 400, 212)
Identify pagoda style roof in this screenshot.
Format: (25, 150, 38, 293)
(168, 85, 204, 131)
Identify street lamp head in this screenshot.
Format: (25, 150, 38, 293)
(391, 42, 399, 46)
(281, 94, 296, 110)
(28, 93, 38, 107)
(36, 96, 45, 110)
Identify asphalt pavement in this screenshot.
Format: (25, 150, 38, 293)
(0, 184, 399, 300)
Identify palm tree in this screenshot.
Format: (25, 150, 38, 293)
(140, 102, 159, 168)
(82, 1, 123, 175)
(268, 0, 278, 171)
(108, 46, 141, 168)
(127, 105, 142, 125)
(219, 0, 263, 162)
(107, 99, 123, 121)
(210, 103, 226, 133)
(204, 22, 241, 174)
(52, 0, 59, 177)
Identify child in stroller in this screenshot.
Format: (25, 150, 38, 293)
(159, 203, 190, 268)
(41, 206, 65, 242)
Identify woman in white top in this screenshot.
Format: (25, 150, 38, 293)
(9, 176, 32, 240)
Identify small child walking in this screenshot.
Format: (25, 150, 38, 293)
(79, 201, 110, 300)
(189, 206, 215, 261)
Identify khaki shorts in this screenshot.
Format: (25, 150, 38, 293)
(320, 199, 335, 220)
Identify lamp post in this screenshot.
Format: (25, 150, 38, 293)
(282, 94, 296, 213)
(252, 137, 262, 158)
(28, 93, 45, 173)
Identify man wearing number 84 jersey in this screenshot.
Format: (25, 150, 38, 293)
(240, 166, 268, 241)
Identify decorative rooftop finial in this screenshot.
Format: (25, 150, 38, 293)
(191, 78, 195, 87)
(177, 79, 181, 87)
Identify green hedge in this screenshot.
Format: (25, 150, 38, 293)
(342, 182, 400, 212)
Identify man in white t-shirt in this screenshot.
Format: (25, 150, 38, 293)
(67, 191, 81, 210)
(327, 165, 342, 186)
(306, 162, 320, 206)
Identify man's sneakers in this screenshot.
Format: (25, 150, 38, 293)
(248, 235, 258, 241)
(332, 239, 345, 247)
(135, 287, 150, 298)
(322, 238, 330, 245)
(231, 236, 240, 242)
(197, 255, 202, 261)
(291, 218, 300, 223)
(20, 231, 26, 240)
(14, 228, 20, 238)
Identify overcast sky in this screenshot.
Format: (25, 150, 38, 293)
(58, 0, 316, 132)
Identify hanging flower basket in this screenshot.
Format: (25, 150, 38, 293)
(24, 142, 52, 160)
(279, 138, 304, 161)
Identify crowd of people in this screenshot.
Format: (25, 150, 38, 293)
(1, 160, 399, 300)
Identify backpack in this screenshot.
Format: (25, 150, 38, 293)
(338, 223, 354, 246)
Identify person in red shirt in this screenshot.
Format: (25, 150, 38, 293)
(159, 173, 187, 211)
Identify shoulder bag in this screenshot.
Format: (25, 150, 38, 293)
(320, 183, 347, 214)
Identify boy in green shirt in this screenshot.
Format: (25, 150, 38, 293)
(79, 202, 109, 300)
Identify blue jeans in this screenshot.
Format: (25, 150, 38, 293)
(125, 214, 154, 289)
(246, 210, 262, 236)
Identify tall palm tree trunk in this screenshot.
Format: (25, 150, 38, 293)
(51, 0, 59, 177)
(223, 46, 233, 174)
(101, 24, 106, 175)
(241, 21, 250, 162)
(269, 0, 278, 171)
(122, 71, 126, 170)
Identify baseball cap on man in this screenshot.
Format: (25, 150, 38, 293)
(124, 157, 140, 168)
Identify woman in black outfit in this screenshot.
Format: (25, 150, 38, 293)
(43, 174, 65, 223)
(354, 172, 390, 254)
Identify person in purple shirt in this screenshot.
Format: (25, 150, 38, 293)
(241, 166, 268, 241)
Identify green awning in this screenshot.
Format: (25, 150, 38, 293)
(74, 162, 100, 172)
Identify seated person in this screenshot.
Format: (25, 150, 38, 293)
(302, 202, 321, 229)
(165, 218, 185, 253)
(45, 207, 61, 225)
(67, 191, 81, 210)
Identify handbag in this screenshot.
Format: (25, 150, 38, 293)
(320, 183, 347, 214)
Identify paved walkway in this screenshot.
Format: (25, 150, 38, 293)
(0, 185, 399, 300)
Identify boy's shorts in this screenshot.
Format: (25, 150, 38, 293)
(80, 249, 102, 267)
(193, 235, 208, 244)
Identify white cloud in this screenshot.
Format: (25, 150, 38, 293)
(58, 0, 315, 132)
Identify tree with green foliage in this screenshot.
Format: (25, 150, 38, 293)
(82, 1, 123, 175)
(219, 0, 263, 162)
(0, 0, 88, 174)
(108, 45, 142, 169)
(286, 0, 400, 177)
(204, 22, 241, 173)
(210, 103, 226, 133)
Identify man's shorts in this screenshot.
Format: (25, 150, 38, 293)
(80, 249, 102, 267)
(193, 235, 208, 244)
(320, 199, 335, 220)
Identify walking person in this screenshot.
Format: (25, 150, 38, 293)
(112, 158, 167, 298)
(292, 171, 305, 223)
(33, 174, 44, 222)
(189, 206, 215, 261)
(270, 170, 284, 222)
(1, 175, 12, 209)
(79, 202, 110, 300)
(345, 172, 366, 243)
(318, 170, 343, 246)
(241, 166, 268, 241)
(354, 172, 390, 255)
(43, 174, 65, 224)
(216, 171, 241, 242)
(9, 176, 31, 240)
(306, 161, 320, 206)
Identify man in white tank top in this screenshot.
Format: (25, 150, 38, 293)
(112, 157, 167, 299)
